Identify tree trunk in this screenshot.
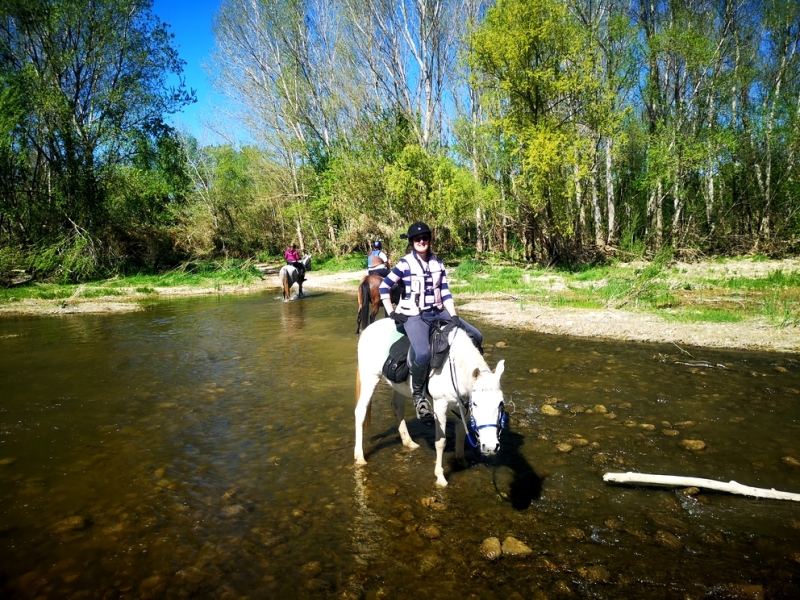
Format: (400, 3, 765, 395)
(605, 138, 616, 246)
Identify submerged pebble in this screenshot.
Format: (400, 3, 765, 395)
(541, 405, 562, 416)
(578, 565, 610, 582)
(781, 456, 800, 468)
(556, 443, 573, 453)
(52, 516, 89, 533)
(655, 530, 682, 549)
(681, 439, 706, 451)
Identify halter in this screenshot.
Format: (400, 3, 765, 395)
(448, 329, 508, 448)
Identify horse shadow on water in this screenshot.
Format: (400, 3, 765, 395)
(367, 412, 543, 510)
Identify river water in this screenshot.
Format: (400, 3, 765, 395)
(1, 291, 799, 599)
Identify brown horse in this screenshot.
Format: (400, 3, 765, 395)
(356, 275, 404, 334)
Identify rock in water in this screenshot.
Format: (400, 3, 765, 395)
(480, 537, 502, 561)
(501, 536, 533, 556)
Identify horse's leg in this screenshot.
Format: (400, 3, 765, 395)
(297, 274, 303, 297)
(391, 391, 419, 450)
(354, 368, 381, 466)
(432, 399, 449, 487)
(356, 287, 364, 334)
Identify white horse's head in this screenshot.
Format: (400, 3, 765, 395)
(469, 360, 506, 456)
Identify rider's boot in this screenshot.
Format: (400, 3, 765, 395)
(410, 359, 432, 420)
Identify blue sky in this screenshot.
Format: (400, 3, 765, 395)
(152, 0, 222, 141)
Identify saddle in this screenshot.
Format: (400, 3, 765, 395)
(382, 319, 480, 384)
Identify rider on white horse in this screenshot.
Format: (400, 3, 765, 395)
(379, 222, 483, 420)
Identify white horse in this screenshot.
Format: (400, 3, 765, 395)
(354, 318, 507, 487)
(278, 254, 311, 299)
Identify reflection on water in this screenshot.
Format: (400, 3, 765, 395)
(1, 291, 799, 598)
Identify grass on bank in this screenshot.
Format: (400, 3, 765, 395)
(0, 259, 264, 304)
(447, 254, 800, 329)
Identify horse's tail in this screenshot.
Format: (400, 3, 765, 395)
(355, 367, 371, 428)
(357, 279, 371, 334)
(281, 267, 291, 299)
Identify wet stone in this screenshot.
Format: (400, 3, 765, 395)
(399, 511, 415, 522)
(495, 341, 507, 348)
(604, 518, 623, 530)
(681, 487, 700, 496)
(681, 439, 706, 451)
(419, 525, 441, 539)
(578, 565, 610, 583)
(592, 453, 608, 465)
(774, 366, 788, 373)
(52, 516, 89, 533)
(304, 578, 329, 591)
(593, 404, 608, 414)
(565, 527, 586, 541)
(480, 537, 502, 561)
(0, 457, 18, 466)
(300, 561, 322, 577)
(781, 456, 800, 468)
(541, 405, 562, 416)
(604, 413, 617, 420)
(701, 531, 725, 544)
(552, 580, 572, 595)
(640, 423, 656, 431)
(674, 420, 695, 427)
(570, 437, 590, 447)
(529, 368, 541, 374)
(502, 536, 533, 556)
(662, 429, 680, 436)
(569, 405, 586, 414)
(221, 504, 246, 517)
(556, 443, 573, 453)
(655, 530, 682, 550)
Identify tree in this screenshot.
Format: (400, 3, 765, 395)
(0, 0, 194, 273)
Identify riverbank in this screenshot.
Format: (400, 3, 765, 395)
(1, 258, 798, 353)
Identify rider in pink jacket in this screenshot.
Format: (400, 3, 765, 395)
(284, 243, 305, 281)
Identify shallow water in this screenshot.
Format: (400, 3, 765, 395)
(1, 290, 799, 599)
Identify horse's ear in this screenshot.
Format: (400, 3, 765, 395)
(472, 367, 481, 380)
(494, 360, 505, 379)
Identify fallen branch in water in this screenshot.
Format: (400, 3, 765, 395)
(603, 472, 800, 502)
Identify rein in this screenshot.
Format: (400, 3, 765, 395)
(448, 327, 498, 448)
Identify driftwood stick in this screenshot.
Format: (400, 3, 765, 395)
(603, 472, 800, 502)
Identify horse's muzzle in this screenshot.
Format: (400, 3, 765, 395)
(480, 441, 500, 455)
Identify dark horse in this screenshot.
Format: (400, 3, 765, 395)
(356, 275, 404, 334)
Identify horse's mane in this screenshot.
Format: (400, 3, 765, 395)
(448, 328, 492, 390)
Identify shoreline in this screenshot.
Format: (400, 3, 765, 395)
(1, 267, 798, 354)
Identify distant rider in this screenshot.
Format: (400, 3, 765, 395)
(284, 243, 305, 282)
(379, 222, 482, 420)
(367, 240, 390, 278)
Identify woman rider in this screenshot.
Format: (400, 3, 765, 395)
(379, 222, 483, 419)
(367, 240, 390, 278)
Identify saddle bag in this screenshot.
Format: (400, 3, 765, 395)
(429, 320, 457, 370)
(382, 337, 411, 383)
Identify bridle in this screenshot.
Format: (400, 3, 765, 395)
(448, 329, 508, 448)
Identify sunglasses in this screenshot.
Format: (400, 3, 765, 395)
(413, 235, 430, 243)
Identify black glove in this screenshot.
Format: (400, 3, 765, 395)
(390, 312, 408, 324)
(451, 315, 463, 328)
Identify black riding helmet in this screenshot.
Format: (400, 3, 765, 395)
(401, 222, 431, 240)
(373, 240, 382, 249)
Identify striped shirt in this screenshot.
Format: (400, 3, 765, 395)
(380, 251, 452, 310)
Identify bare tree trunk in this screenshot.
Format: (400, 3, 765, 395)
(590, 163, 603, 248)
(605, 137, 616, 246)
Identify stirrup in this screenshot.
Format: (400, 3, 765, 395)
(414, 396, 433, 420)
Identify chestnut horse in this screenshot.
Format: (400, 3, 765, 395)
(355, 275, 404, 334)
